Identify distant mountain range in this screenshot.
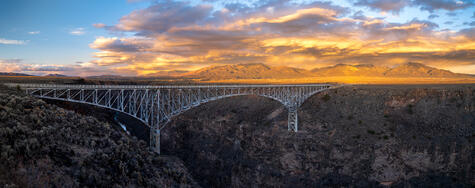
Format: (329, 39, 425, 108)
(87, 75, 124, 80)
(0, 72, 33, 76)
(311, 62, 470, 78)
(44, 74, 69, 77)
(0, 73, 74, 77)
(184, 62, 473, 80)
(1, 63, 472, 81)
(145, 70, 189, 77)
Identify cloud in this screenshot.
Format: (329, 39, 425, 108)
(0, 59, 112, 76)
(444, 21, 454, 25)
(86, 0, 475, 75)
(0, 59, 23, 72)
(89, 36, 153, 53)
(70, 28, 85, 35)
(458, 27, 475, 39)
(93, 23, 105, 28)
(0, 59, 23, 64)
(113, 1, 213, 35)
(0, 59, 73, 72)
(28, 31, 40, 35)
(353, 0, 473, 13)
(414, 0, 473, 12)
(446, 12, 457, 16)
(353, 0, 410, 14)
(0, 38, 26, 45)
(22, 65, 75, 72)
(428, 14, 439, 19)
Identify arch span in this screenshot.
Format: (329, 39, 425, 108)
(12, 83, 335, 154)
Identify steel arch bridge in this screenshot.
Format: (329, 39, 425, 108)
(11, 83, 335, 154)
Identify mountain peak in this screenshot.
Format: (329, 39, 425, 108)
(44, 74, 69, 77)
(400, 62, 428, 68)
(312, 64, 389, 77)
(185, 63, 312, 80)
(384, 62, 461, 77)
(333, 64, 351, 67)
(238, 63, 269, 68)
(355, 64, 375, 68)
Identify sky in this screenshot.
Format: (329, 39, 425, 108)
(0, 0, 474, 76)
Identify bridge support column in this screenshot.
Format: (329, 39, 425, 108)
(287, 106, 298, 132)
(150, 128, 160, 154)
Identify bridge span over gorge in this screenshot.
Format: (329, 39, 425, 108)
(10, 83, 336, 154)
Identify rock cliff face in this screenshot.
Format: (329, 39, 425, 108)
(0, 85, 199, 187)
(161, 85, 474, 187)
(2, 84, 473, 187)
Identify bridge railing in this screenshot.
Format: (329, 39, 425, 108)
(8, 83, 334, 89)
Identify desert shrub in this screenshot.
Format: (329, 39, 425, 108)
(406, 104, 414, 114)
(0, 93, 198, 187)
(322, 94, 331, 102)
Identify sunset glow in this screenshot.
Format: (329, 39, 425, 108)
(0, 0, 474, 76)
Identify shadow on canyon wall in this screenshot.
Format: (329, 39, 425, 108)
(43, 85, 474, 187)
(160, 85, 474, 187)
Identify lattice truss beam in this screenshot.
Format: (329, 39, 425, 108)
(18, 84, 333, 154)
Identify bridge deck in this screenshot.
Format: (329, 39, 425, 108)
(9, 83, 332, 89)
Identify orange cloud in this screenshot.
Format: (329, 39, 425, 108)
(88, 1, 475, 76)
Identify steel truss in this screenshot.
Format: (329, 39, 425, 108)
(12, 84, 334, 154)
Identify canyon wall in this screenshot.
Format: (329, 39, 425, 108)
(162, 85, 474, 187)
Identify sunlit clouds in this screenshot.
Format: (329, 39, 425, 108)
(1, 0, 473, 76)
(82, 0, 474, 75)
